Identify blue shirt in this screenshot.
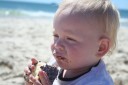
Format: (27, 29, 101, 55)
(53, 60, 114, 85)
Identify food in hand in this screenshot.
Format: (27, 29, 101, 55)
(32, 61, 45, 79)
(32, 61, 58, 84)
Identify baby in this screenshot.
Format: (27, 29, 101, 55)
(24, 0, 120, 85)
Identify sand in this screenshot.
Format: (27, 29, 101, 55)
(0, 17, 128, 85)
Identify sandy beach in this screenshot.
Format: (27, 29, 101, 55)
(0, 17, 128, 85)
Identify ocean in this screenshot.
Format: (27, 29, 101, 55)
(0, 1, 58, 18)
(0, 0, 128, 28)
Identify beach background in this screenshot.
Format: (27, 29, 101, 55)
(0, 0, 128, 85)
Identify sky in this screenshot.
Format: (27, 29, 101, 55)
(4, 0, 128, 10)
(112, 0, 128, 10)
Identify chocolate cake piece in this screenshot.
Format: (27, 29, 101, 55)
(32, 61, 58, 84)
(40, 64, 58, 84)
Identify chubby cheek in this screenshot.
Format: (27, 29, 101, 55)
(67, 43, 84, 57)
(67, 44, 93, 68)
(66, 45, 83, 63)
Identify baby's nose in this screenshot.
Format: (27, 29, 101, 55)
(54, 40, 64, 51)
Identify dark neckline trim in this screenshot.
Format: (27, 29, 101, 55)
(58, 60, 100, 81)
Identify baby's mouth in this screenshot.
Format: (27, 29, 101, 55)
(56, 56, 65, 60)
(54, 55, 68, 63)
(53, 54, 66, 61)
(52, 50, 66, 61)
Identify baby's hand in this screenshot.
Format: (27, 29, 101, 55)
(24, 58, 51, 85)
(24, 58, 38, 85)
(29, 71, 51, 85)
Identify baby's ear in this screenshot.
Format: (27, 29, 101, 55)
(96, 38, 110, 57)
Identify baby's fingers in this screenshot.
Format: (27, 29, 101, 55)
(23, 72, 31, 84)
(24, 65, 35, 83)
(29, 74, 42, 85)
(25, 81, 33, 85)
(31, 58, 38, 65)
(39, 71, 51, 85)
(24, 67, 31, 75)
(28, 64, 35, 72)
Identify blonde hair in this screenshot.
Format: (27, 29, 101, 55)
(55, 0, 120, 54)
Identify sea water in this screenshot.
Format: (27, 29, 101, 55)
(0, 1, 57, 18)
(0, 0, 128, 28)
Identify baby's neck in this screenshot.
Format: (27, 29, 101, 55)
(63, 68, 90, 78)
(62, 61, 100, 79)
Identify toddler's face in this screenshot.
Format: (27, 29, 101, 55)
(51, 13, 103, 70)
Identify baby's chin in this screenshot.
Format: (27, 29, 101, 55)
(56, 62, 71, 70)
(32, 61, 59, 84)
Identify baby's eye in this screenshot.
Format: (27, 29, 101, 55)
(53, 34, 59, 38)
(67, 37, 76, 42)
(53, 34, 59, 39)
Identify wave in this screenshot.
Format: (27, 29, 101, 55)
(20, 10, 54, 17)
(0, 9, 55, 18)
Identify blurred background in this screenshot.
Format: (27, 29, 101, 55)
(0, 0, 128, 85)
